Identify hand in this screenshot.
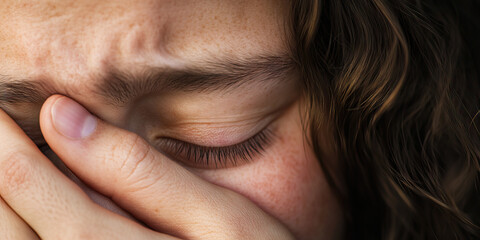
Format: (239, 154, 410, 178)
(0, 101, 174, 239)
(0, 196, 39, 239)
(0, 110, 39, 239)
(0, 95, 294, 239)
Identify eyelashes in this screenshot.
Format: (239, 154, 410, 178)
(37, 128, 275, 169)
(155, 128, 275, 169)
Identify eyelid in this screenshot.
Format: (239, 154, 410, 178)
(154, 127, 275, 169)
(157, 99, 294, 147)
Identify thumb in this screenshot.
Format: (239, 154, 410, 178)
(39, 95, 292, 239)
(39, 94, 209, 212)
(39, 95, 216, 236)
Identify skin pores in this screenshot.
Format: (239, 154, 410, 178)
(0, 1, 344, 239)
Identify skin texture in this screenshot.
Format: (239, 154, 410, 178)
(0, 0, 343, 239)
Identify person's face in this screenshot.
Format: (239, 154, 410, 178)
(0, 1, 343, 239)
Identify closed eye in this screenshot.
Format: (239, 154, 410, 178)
(154, 127, 275, 169)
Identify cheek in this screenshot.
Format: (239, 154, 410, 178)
(194, 104, 344, 240)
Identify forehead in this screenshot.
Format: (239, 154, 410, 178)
(0, 0, 289, 84)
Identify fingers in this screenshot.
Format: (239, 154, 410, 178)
(0, 109, 171, 239)
(40, 95, 293, 239)
(47, 151, 138, 221)
(0, 197, 39, 240)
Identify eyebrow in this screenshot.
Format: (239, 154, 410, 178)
(0, 55, 295, 107)
(0, 78, 50, 104)
(97, 55, 296, 106)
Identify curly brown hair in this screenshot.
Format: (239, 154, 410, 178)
(289, 0, 480, 239)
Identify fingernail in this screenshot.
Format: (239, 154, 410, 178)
(51, 97, 97, 139)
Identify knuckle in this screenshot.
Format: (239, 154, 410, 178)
(0, 151, 35, 195)
(108, 132, 157, 182)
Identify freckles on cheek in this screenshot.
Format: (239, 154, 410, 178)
(252, 139, 316, 218)
(245, 134, 338, 238)
(197, 126, 343, 239)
